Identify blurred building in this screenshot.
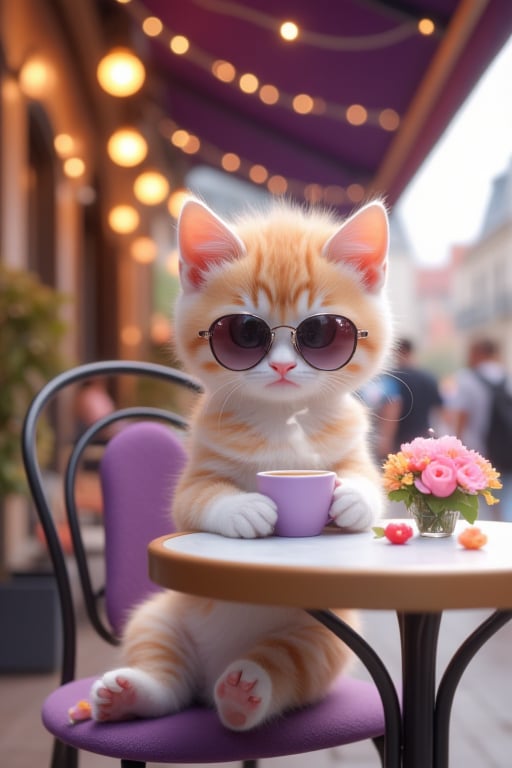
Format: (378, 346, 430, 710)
(454, 158, 512, 367)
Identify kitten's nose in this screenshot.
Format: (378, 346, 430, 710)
(269, 361, 296, 377)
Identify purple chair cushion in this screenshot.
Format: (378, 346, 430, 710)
(100, 422, 186, 634)
(43, 674, 385, 762)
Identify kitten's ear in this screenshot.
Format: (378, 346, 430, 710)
(178, 199, 246, 292)
(322, 201, 389, 293)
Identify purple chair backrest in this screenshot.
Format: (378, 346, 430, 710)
(100, 421, 187, 635)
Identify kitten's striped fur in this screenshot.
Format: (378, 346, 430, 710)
(91, 198, 393, 730)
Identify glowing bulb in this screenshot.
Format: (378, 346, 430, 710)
(181, 135, 200, 154)
(63, 158, 85, 178)
(170, 35, 190, 54)
(19, 57, 54, 97)
(239, 73, 259, 94)
(171, 129, 190, 148)
(133, 171, 170, 205)
(108, 205, 139, 234)
(221, 153, 241, 172)
(54, 134, 74, 157)
(107, 128, 148, 166)
(259, 84, 279, 105)
(347, 184, 365, 203)
(346, 104, 368, 126)
(418, 18, 435, 35)
(280, 21, 299, 41)
(167, 189, 191, 219)
(249, 165, 268, 184)
(97, 48, 145, 97)
(292, 94, 314, 114)
(378, 109, 400, 131)
(267, 175, 287, 195)
(142, 16, 163, 37)
(121, 325, 142, 346)
(131, 236, 158, 263)
(212, 60, 236, 82)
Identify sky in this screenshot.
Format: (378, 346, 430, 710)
(397, 35, 512, 267)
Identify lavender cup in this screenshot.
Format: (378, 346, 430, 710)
(257, 470, 336, 537)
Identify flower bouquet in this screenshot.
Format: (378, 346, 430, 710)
(382, 435, 502, 536)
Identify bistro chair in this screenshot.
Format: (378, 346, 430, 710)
(22, 360, 391, 768)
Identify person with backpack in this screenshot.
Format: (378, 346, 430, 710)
(450, 338, 512, 521)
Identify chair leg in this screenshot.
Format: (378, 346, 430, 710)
(120, 761, 145, 768)
(51, 739, 78, 768)
(242, 761, 257, 768)
(372, 735, 386, 767)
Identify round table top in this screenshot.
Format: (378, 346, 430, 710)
(148, 520, 512, 612)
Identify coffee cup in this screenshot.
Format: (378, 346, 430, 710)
(256, 470, 336, 537)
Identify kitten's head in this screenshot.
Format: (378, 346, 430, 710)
(174, 198, 392, 404)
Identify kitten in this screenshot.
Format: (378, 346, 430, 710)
(90, 198, 393, 731)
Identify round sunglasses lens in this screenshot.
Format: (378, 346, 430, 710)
(297, 315, 356, 370)
(211, 315, 270, 370)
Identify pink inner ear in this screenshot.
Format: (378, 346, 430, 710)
(323, 202, 389, 293)
(178, 200, 245, 290)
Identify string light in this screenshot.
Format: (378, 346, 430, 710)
(121, 325, 142, 346)
(19, 57, 55, 97)
(280, 21, 299, 42)
(142, 16, 163, 36)
(170, 35, 190, 54)
(54, 134, 74, 157)
(120, 0, 401, 130)
(63, 158, 86, 178)
(133, 170, 170, 205)
(183, 0, 440, 48)
(160, 117, 368, 207)
(97, 48, 145, 97)
(108, 128, 148, 166)
(167, 189, 191, 219)
(131, 236, 158, 263)
(418, 18, 436, 36)
(108, 205, 139, 233)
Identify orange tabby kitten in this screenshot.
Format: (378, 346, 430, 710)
(90, 198, 392, 730)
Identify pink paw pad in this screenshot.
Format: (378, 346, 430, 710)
(94, 676, 137, 721)
(215, 665, 269, 731)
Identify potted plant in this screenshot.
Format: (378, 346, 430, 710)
(0, 264, 67, 671)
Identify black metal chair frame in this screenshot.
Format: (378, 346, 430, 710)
(21, 360, 202, 768)
(21, 359, 411, 768)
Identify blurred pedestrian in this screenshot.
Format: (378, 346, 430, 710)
(389, 339, 443, 452)
(450, 339, 512, 521)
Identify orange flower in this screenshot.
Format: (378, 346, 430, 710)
(458, 527, 488, 550)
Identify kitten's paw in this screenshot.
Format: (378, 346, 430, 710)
(329, 479, 376, 531)
(214, 660, 272, 731)
(205, 493, 278, 538)
(90, 667, 178, 721)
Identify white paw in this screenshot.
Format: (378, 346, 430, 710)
(329, 479, 377, 531)
(214, 659, 272, 731)
(204, 493, 278, 538)
(90, 667, 178, 721)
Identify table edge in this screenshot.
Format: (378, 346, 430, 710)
(148, 533, 512, 612)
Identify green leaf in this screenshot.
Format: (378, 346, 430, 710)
(388, 489, 414, 504)
(372, 526, 386, 539)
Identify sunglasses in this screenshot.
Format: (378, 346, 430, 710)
(198, 313, 368, 372)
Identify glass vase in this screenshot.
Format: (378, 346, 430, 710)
(409, 498, 459, 537)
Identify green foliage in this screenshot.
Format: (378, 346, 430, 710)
(0, 265, 68, 497)
(389, 488, 479, 525)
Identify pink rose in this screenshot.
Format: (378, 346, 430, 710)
(455, 461, 487, 492)
(419, 458, 458, 497)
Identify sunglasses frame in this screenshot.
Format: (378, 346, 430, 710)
(198, 313, 369, 371)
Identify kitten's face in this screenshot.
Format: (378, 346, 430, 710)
(174, 200, 392, 406)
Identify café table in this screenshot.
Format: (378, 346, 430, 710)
(148, 519, 512, 768)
